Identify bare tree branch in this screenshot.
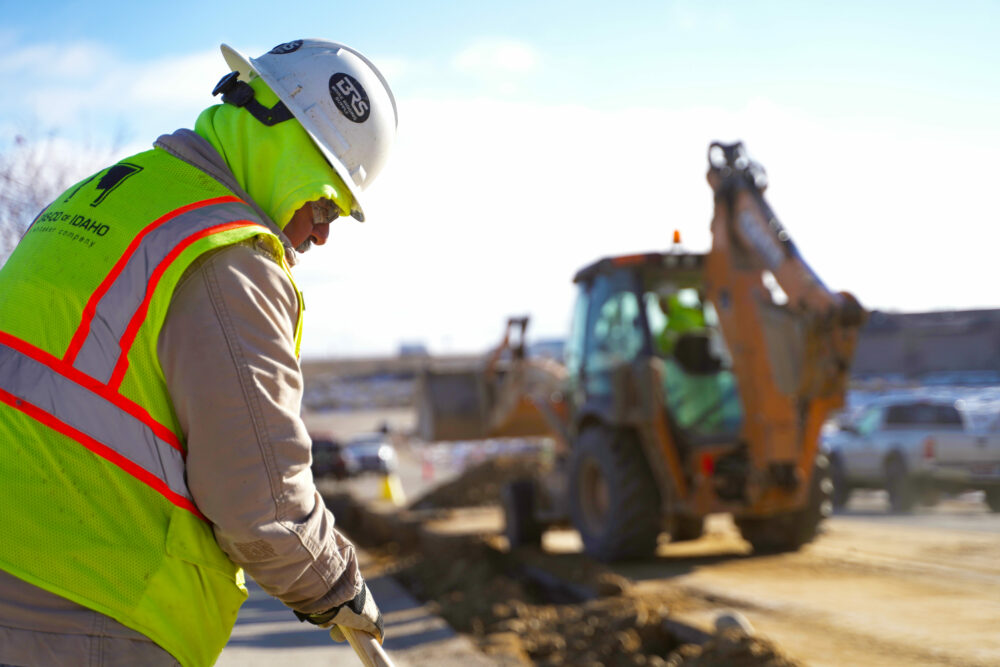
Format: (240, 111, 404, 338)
(0, 131, 121, 267)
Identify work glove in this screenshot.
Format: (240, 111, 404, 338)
(293, 582, 385, 645)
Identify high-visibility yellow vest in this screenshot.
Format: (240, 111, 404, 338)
(0, 146, 302, 666)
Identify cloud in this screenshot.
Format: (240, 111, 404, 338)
(0, 39, 113, 78)
(127, 49, 224, 107)
(5, 37, 226, 147)
(366, 55, 413, 84)
(294, 92, 1000, 357)
(453, 38, 540, 76)
(6, 34, 995, 357)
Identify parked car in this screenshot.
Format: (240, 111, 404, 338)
(310, 436, 355, 480)
(823, 393, 1000, 512)
(342, 432, 398, 475)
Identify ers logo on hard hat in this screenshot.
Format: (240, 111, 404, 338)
(269, 40, 303, 54)
(329, 73, 370, 123)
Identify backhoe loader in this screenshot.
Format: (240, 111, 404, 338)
(415, 142, 866, 559)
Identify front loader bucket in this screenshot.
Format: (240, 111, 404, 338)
(489, 395, 560, 439)
(414, 367, 491, 441)
(414, 362, 567, 442)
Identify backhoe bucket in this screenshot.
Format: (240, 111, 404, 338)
(414, 367, 491, 441)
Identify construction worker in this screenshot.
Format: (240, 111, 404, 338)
(655, 290, 707, 357)
(0, 39, 396, 666)
(656, 290, 742, 436)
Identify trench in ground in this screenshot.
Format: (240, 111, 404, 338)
(322, 456, 802, 667)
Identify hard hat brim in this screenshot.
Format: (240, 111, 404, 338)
(219, 43, 366, 221)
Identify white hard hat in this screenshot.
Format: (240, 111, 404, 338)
(220, 39, 398, 221)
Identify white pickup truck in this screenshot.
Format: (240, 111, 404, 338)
(823, 393, 1000, 512)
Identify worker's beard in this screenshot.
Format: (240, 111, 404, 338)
(296, 239, 313, 254)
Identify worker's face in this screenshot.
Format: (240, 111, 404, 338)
(284, 203, 331, 253)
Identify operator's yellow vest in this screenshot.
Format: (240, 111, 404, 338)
(0, 147, 302, 666)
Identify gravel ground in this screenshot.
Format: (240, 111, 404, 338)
(332, 453, 801, 667)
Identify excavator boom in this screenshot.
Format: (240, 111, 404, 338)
(704, 141, 865, 499)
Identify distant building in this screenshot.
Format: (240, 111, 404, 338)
(529, 338, 565, 362)
(398, 341, 429, 358)
(851, 309, 1000, 385)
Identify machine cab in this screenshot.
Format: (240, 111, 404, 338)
(564, 252, 743, 444)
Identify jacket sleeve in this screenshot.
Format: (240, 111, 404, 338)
(157, 239, 362, 614)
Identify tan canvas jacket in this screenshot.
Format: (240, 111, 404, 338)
(0, 130, 362, 666)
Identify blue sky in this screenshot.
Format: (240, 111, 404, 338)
(3, 1, 999, 357)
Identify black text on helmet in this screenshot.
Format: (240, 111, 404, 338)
(329, 73, 370, 123)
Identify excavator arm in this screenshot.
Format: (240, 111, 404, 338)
(703, 142, 866, 502)
(482, 317, 570, 444)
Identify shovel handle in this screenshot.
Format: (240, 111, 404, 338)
(341, 626, 394, 667)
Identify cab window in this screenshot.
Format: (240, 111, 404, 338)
(854, 406, 883, 435)
(580, 272, 644, 396)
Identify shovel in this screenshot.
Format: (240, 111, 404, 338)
(340, 626, 394, 667)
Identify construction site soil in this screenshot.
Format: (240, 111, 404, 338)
(302, 356, 1000, 667)
(408, 454, 551, 511)
(327, 455, 800, 667)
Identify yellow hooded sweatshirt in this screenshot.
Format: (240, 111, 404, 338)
(194, 77, 353, 229)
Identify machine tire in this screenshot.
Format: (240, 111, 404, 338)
(885, 455, 916, 514)
(502, 479, 543, 548)
(829, 453, 851, 511)
(984, 487, 1000, 513)
(917, 487, 942, 508)
(736, 453, 833, 554)
(568, 425, 661, 562)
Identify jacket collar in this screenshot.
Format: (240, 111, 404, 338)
(153, 129, 298, 266)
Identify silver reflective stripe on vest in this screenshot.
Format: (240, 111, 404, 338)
(73, 200, 260, 383)
(0, 341, 192, 503)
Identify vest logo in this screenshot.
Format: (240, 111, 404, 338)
(93, 163, 143, 207)
(62, 162, 143, 208)
(329, 73, 370, 123)
(270, 40, 303, 55)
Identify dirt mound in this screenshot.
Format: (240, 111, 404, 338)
(666, 629, 798, 667)
(382, 541, 800, 667)
(335, 457, 802, 667)
(393, 546, 680, 666)
(410, 453, 551, 510)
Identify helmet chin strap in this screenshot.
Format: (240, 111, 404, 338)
(212, 71, 296, 127)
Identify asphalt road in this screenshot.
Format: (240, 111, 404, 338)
(835, 489, 1000, 533)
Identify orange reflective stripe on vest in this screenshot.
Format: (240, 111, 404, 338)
(0, 196, 267, 521)
(0, 331, 201, 516)
(63, 196, 264, 387)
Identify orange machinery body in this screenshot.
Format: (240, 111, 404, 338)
(415, 142, 865, 529)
